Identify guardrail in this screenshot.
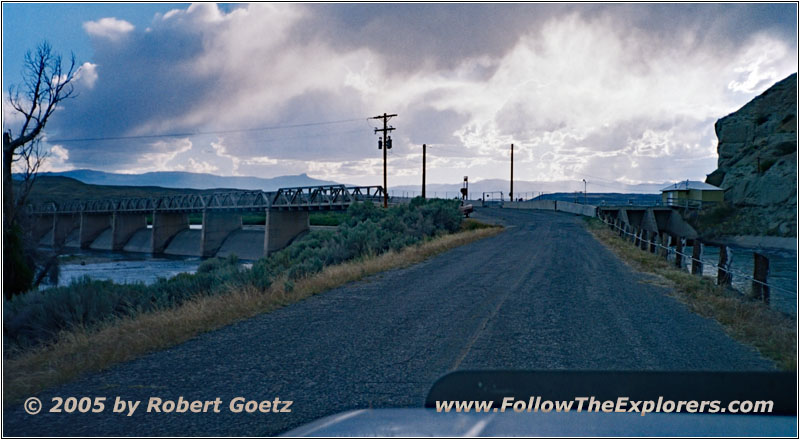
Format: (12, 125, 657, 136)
(600, 217, 792, 304)
(664, 198, 719, 209)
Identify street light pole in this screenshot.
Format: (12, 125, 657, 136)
(582, 179, 587, 205)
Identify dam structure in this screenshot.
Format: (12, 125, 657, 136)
(29, 185, 384, 260)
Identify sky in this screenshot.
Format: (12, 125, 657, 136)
(2, 3, 797, 192)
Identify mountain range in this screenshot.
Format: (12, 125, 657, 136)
(33, 169, 339, 191)
(28, 169, 669, 196)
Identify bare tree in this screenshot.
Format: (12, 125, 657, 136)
(3, 41, 75, 297)
(3, 41, 76, 230)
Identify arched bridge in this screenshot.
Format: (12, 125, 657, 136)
(29, 185, 384, 259)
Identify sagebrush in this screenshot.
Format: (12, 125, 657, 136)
(4, 198, 462, 351)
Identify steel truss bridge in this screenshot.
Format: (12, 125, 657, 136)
(28, 185, 386, 215)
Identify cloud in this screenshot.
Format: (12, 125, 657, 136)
(34, 3, 797, 187)
(83, 17, 134, 41)
(728, 34, 792, 93)
(120, 138, 193, 174)
(31, 145, 71, 173)
(74, 62, 98, 89)
(176, 158, 218, 174)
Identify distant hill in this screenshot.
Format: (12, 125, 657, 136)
(18, 176, 220, 205)
(32, 169, 339, 191)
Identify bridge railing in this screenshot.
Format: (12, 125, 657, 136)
(664, 198, 718, 210)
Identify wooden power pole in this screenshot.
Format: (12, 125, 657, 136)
(422, 143, 426, 199)
(371, 113, 397, 208)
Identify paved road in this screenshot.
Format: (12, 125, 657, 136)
(3, 208, 773, 436)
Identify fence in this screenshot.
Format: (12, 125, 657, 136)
(600, 217, 793, 307)
(664, 198, 720, 209)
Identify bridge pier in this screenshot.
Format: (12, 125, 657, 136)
(52, 214, 80, 247)
(111, 213, 147, 251)
(80, 213, 111, 249)
(264, 209, 310, 256)
(152, 212, 189, 253)
(31, 214, 55, 242)
(202, 211, 242, 257)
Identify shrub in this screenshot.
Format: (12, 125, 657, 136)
(309, 212, 347, 226)
(4, 198, 463, 350)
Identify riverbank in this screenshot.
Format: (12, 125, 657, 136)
(3, 224, 502, 405)
(585, 218, 796, 371)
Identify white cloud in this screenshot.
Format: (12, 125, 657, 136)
(47, 4, 797, 188)
(50, 145, 69, 161)
(83, 17, 134, 41)
(121, 138, 193, 174)
(32, 145, 72, 173)
(75, 62, 99, 89)
(210, 139, 241, 174)
(179, 158, 218, 174)
(728, 34, 792, 93)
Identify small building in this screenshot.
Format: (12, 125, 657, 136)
(661, 180, 724, 208)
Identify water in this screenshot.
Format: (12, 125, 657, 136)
(671, 244, 797, 317)
(51, 251, 203, 287)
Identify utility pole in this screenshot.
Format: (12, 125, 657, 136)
(422, 143, 426, 199)
(371, 113, 397, 208)
(510, 143, 514, 201)
(582, 179, 587, 205)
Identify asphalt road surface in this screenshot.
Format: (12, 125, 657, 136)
(3, 208, 774, 436)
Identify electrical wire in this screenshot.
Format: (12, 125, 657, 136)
(47, 117, 368, 143)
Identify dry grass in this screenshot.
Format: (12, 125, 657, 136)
(584, 218, 796, 371)
(3, 226, 502, 405)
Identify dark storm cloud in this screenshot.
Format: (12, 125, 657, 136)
(17, 3, 796, 183)
(292, 4, 568, 74)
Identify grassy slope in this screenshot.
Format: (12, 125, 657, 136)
(584, 217, 796, 371)
(3, 224, 502, 405)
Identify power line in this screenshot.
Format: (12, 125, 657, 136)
(46, 117, 368, 143)
(200, 127, 368, 153)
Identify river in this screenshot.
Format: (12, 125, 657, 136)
(673, 244, 797, 317)
(48, 251, 205, 287)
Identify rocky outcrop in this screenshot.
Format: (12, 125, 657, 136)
(704, 73, 797, 237)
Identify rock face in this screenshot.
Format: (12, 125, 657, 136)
(705, 73, 797, 237)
